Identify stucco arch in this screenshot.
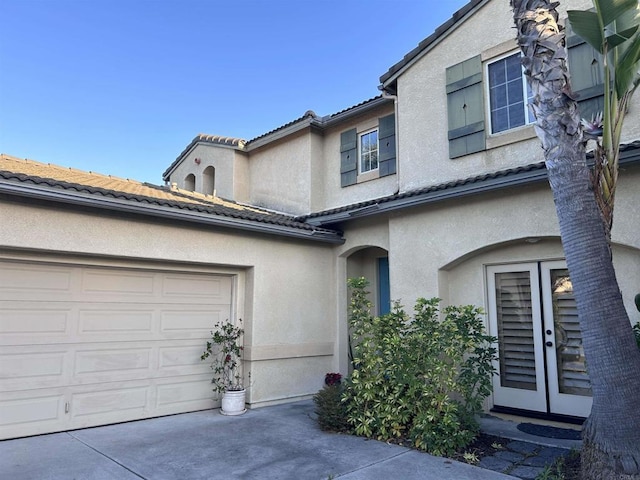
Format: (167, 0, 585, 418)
(438, 236, 640, 322)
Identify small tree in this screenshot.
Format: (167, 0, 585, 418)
(509, 1, 640, 477)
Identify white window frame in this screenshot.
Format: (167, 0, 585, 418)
(358, 128, 379, 174)
(485, 51, 535, 134)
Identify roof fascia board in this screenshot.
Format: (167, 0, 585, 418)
(380, 0, 489, 89)
(322, 97, 394, 127)
(305, 166, 548, 226)
(0, 182, 345, 245)
(245, 117, 321, 151)
(306, 151, 640, 226)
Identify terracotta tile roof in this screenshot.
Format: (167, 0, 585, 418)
(0, 154, 343, 241)
(163, 134, 247, 179)
(163, 96, 393, 181)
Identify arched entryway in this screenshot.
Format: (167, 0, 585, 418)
(346, 246, 390, 316)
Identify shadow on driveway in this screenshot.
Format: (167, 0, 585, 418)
(0, 400, 515, 480)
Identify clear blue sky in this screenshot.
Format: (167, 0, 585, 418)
(1, 0, 469, 184)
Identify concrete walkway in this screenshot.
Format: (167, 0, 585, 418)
(2, 401, 584, 480)
(1, 400, 516, 480)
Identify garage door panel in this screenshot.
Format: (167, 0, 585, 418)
(0, 305, 71, 343)
(159, 345, 206, 373)
(71, 386, 148, 419)
(0, 259, 234, 439)
(0, 393, 64, 428)
(155, 376, 216, 413)
(81, 269, 156, 298)
(0, 263, 73, 297)
(79, 309, 154, 334)
(162, 274, 231, 301)
(74, 348, 152, 376)
(160, 308, 228, 336)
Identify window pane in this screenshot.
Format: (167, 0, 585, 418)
(492, 108, 509, 133)
(491, 85, 507, 109)
(505, 53, 523, 81)
(509, 102, 525, 127)
(507, 79, 524, 104)
(489, 61, 506, 86)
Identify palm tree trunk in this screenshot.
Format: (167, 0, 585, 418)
(510, 1, 640, 478)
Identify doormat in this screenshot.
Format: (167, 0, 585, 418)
(517, 422, 581, 440)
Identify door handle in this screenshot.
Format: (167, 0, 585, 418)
(545, 341, 553, 347)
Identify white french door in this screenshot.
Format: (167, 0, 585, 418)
(487, 261, 592, 418)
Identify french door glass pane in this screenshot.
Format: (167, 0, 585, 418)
(495, 271, 536, 390)
(550, 269, 592, 396)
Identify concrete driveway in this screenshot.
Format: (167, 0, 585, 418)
(0, 400, 515, 480)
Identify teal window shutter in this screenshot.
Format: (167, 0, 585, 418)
(446, 55, 485, 159)
(566, 21, 604, 121)
(340, 128, 357, 187)
(378, 113, 396, 177)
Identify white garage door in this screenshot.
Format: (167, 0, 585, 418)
(0, 259, 233, 439)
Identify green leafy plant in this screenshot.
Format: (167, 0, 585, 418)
(313, 374, 349, 432)
(342, 278, 497, 457)
(463, 451, 480, 465)
(201, 319, 244, 394)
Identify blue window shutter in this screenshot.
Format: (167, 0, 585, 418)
(378, 114, 396, 177)
(446, 55, 485, 159)
(377, 257, 391, 316)
(566, 21, 604, 121)
(340, 128, 357, 187)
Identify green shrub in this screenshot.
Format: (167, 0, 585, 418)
(342, 277, 497, 457)
(313, 384, 349, 432)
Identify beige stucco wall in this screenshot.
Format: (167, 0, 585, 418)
(246, 132, 314, 215)
(321, 104, 397, 212)
(394, 0, 639, 193)
(167, 143, 248, 201)
(335, 166, 640, 374)
(0, 201, 339, 407)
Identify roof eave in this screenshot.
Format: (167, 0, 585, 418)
(304, 166, 548, 226)
(0, 182, 345, 245)
(305, 147, 640, 227)
(244, 116, 322, 151)
(322, 96, 394, 127)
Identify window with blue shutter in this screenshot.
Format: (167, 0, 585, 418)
(446, 55, 486, 159)
(378, 113, 396, 177)
(340, 113, 396, 187)
(340, 128, 358, 187)
(566, 21, 604, 122)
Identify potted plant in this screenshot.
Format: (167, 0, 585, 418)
(201, 319, 246, 415)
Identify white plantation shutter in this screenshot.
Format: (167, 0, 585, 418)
(495, 271, 537, 390)
(550, 271, 592, 396)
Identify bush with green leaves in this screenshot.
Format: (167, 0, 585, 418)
(313, 383, 349, 432)
(342, 277, 497, 457)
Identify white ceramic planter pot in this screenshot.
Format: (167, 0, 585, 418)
(220, 389, 246, 416)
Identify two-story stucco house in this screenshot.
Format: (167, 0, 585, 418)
(1, 0, 638, 439)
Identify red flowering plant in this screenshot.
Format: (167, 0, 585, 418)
(324, 373, 342, 386)
(201, 319, 244, 394)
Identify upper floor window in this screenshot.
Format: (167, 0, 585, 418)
(487, 52, 534, 134)
(340, 113, 395, 187)
(359, 129, 379, 173)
